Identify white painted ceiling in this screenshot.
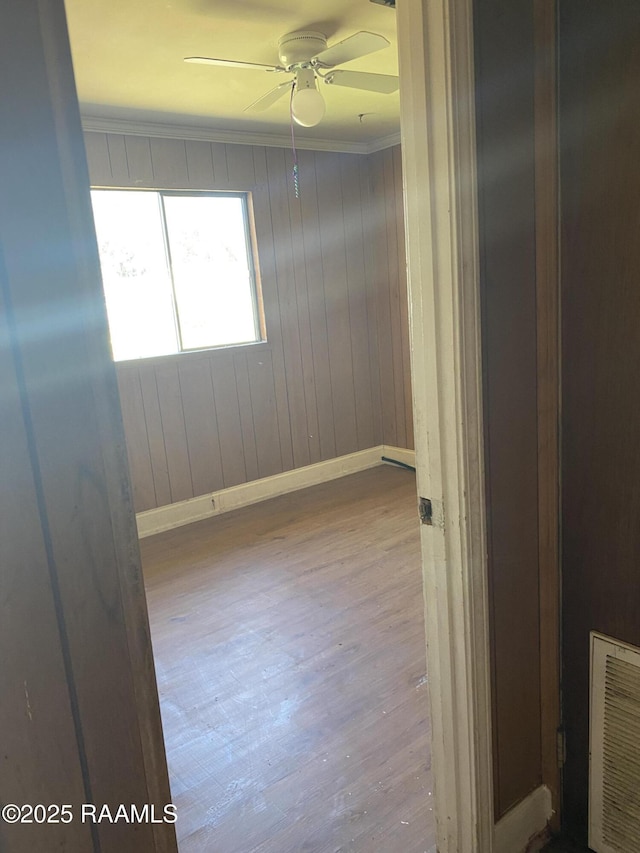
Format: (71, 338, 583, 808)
(64, 0, 399, 148)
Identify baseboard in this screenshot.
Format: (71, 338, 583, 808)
(381, 445, 416, 468)
(136, 445, 415, 538)
(494, 785, 553, 853)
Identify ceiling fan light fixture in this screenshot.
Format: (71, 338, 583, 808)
(292, 68, 325, 127)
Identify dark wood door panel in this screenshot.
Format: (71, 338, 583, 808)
(1, 2, 177, 850)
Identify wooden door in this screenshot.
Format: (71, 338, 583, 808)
(0, 2, 176, 851)
(560, 0, 640, 841)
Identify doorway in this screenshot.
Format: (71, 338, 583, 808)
(141, 466, 432, 851)
(1, 1, 500, 851)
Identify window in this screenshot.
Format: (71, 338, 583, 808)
(90, 189, 263, 361)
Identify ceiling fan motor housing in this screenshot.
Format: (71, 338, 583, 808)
(278, 31, 327, 68)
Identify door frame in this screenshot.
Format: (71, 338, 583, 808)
(396, 2, 494, 850)
(398, 1, 562, 849)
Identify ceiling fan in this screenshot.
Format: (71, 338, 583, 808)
(185, 30, 399, 127)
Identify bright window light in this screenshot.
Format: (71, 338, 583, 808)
(90, 189, 262, 361)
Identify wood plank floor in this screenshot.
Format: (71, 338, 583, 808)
(141, 466, 434, 853)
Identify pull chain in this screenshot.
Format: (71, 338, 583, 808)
(289, 82, 300, 199)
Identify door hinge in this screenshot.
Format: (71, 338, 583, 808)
(557, 727, 566, 768)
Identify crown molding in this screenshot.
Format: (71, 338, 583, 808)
(80, 115, 400, 155)
(366, 130, 402, 152)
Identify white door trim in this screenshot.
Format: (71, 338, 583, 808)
(397, 2, 494, 851)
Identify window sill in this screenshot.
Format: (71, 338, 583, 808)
(114, 340, 271, 369)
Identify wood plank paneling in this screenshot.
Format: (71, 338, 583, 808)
(233, 350, 260, 484)
(394, 145, 414, 451)
(559, 2, 640, 841)
(117, 368, 157, 511)
(84, 133, 412, 509)
(84, 131, 111, 185)
(139, 367, 172, 507)
(155, 362, 193, 503)
(285, 154, 321, 465)
(534, 0, 561, 832)
(178, 356, 224, 497)
(361, 157, 383, 448)
(210, 351, 247, 488)
(106, 134, 129, 185)
(298, 149, 336, 461)
(265, 146, 310, 468)
(382, 148, 407, 449)
(251, 145, 295, 472)
(210, 142, 229, 185)
(246, 348, 282, 479)
(341, 155, 376, 450)
(369, 150, 398, 448)
(474, 0, 542, 818)
(226, 142, 255, 187)
(315, 151, 358, 457)
(124, 136, 154, 185)
(184, 140, 215, 188)
(149, 137, 189, 188)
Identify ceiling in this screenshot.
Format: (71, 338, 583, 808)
(64, 0, 400, 150)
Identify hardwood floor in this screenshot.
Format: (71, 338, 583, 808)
(141, 466, 434, 853)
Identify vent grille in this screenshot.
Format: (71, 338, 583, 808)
(590, 633, 640, 853)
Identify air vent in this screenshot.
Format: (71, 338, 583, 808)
(590, 632, 640, 853)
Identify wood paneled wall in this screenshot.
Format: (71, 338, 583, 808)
(533, 0, 561, 830)
(368, 146, 414, 453)
(84, 133, 412, 512)
(560, 2, 640, 840)
(474, 0, 542, 819)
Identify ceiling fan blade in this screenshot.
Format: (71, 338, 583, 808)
(312, 31, 390, 68)
(244, 81, 293, 113)
(323, 70, 399, 94)
(184, 56, 284, 72)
